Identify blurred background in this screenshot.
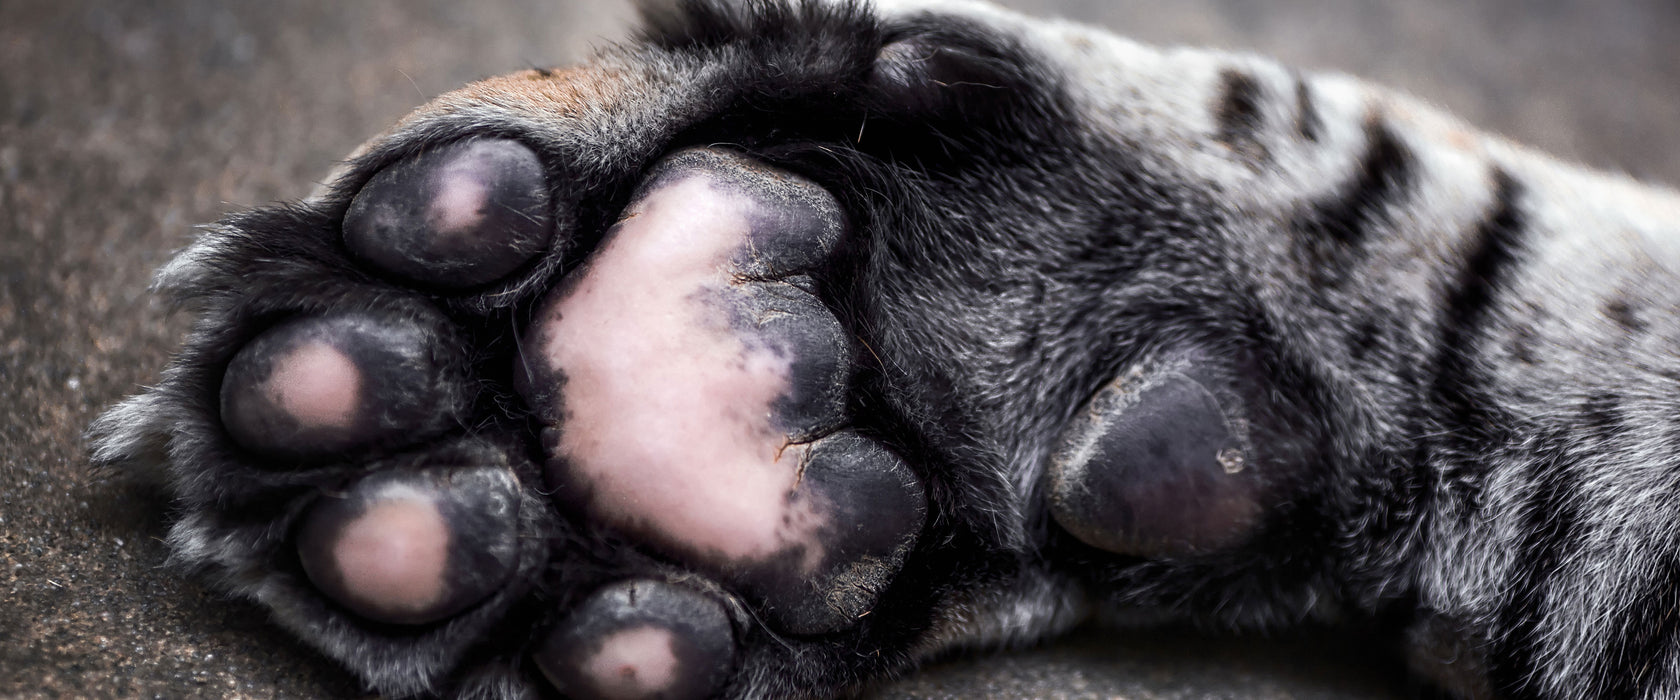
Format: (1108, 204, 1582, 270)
(2, 0, 1676, 697)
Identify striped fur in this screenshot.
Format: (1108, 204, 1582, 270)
(88, 1, 1680, 697)
(939, 3, 1680, 696)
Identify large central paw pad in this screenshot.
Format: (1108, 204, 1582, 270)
(520, 150, 922, 634)
(180, 142, 925, 697)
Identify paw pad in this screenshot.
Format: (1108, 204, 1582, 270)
(534, 580, 735, 700)
(297, 467, 522, 625)
(343, 138, 552, 288)
(219, 312, 463, 459)
(1047, 356, 1260, 557)
(521, 150, 921, 634)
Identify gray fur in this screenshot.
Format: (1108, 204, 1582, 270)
(87, 0, 1680, 698)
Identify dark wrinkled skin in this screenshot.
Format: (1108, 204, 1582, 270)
(2, 0, 1675, 697)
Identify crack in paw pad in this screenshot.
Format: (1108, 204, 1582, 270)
(534, 580, 735, 700)
(343, 138, 552, 288)
(519, 149, 924, 634)
(297, 467, 522, 625)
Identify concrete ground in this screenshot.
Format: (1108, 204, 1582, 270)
(2, 0, 1676, 697)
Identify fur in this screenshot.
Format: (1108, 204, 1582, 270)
(89, 1, 1680, 698)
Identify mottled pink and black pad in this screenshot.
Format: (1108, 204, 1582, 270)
(296, 466, 522, 625)
(518, 149, 925, 635)
(342, 138, 552, 288)
(534, 580, 735, 700)
(219, 312, 465, 460)
(88, 2, 1473, 697)
(1046, 359, 1261, 557)
(734, 432, 925, 634)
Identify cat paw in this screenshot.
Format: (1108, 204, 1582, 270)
(91, 141, 933, 698)
(88, 1, 1275, 695)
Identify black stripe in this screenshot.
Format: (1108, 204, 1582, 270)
(1437, 168, 1526, 365)
(1438, 167, 1532, 330)
(1293, 75, 1322, 142)
(1299, 116, 1416, 248)
(1213, 68, 1268, 162)
(1433, 167, 1544, 693)
(1430, 167, 1527, 508)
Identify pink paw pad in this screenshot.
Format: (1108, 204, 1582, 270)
(343, 138, 552, 288)
(296, 467, 522, 625)
(534, 580, 735, 700)
(219, 313, 462, 459)
(519, 149, 923, 634)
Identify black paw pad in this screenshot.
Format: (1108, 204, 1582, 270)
(534, 580, 735, 700)
(1046, 363, 1261, 557)
(742, 432, 925, 635)
(219, 313, 464, 460)
(734, 283, 850, 442)
(296, 467, 522, 626)
(343, 138, 552, 288)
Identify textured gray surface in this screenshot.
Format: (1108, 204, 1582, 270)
(2, 0, 1676, 697)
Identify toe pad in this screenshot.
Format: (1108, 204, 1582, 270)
(535, 580, 735, 700)
(297, 467, 521, 625)
(220, 313, 460, 460)
(343, 138, 552, 288)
